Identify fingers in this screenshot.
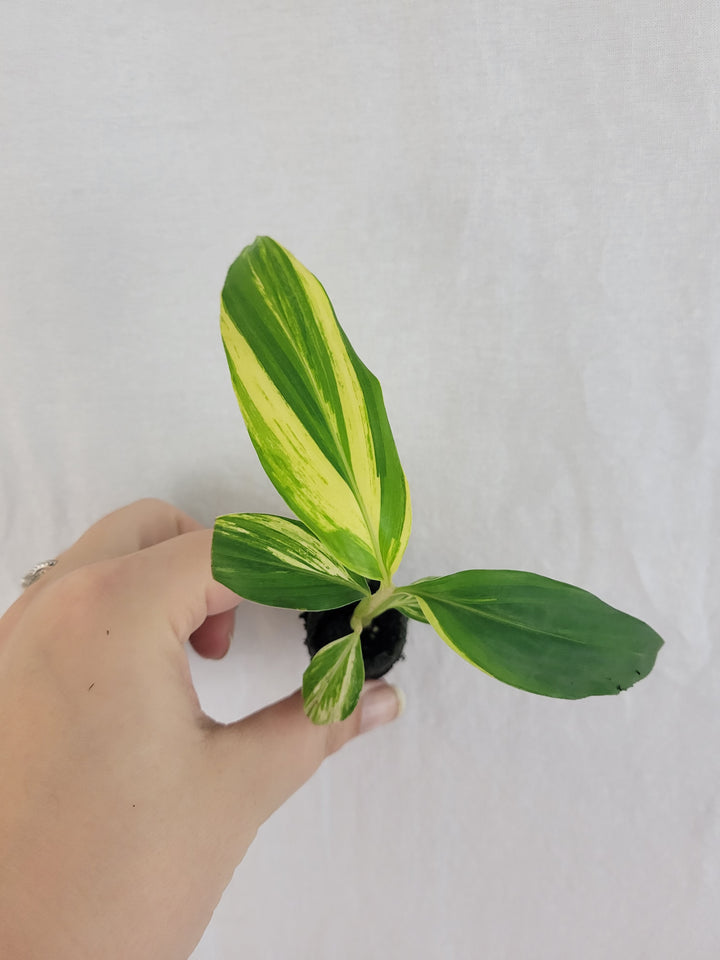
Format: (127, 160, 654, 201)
(10, 511, 242, 660)
(207, 682, 404, 835)
(20, 499, 240, 660)
(188, 607, 235, 660)
(3, 499, 209, 637)
(89, 528, 242, 647)
(25, 498, 205, 594)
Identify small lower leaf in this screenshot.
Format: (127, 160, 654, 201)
(302, 632, 365, 724)
(406, 570, 663, 699)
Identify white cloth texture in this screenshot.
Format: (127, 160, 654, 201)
(1, 2, 718, 958)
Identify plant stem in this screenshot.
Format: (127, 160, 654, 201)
(350, 582, 398, 633)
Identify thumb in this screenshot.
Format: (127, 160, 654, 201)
(208, 681, 404, 830)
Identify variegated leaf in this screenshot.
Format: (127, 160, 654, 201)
(212, 513, 370, 610)
(406, 570, 663, 699)
(220, 236, 411, 581)
(302, 632, 365, 724)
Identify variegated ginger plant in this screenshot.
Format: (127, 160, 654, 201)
(211, 237, 663, 724)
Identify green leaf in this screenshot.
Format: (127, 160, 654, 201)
(406, 570, 663, 699)
(302, 632, 365, 724)
(220, 236, 411, 581)
(212, 513, 370, 610)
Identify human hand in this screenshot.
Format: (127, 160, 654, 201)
(0, 499, 403, 960)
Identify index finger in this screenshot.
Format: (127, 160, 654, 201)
(5, 499, 207, 636)
(102, 528, 242, 646)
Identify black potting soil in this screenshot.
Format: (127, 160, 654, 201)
(300, 582, 407, 680)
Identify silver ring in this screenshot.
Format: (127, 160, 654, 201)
(21, 559, 58, 589)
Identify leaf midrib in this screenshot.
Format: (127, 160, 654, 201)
(415, 593, 593, 647)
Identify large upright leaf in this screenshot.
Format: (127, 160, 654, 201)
(220, 237, 411, 581)
(406, 570, 663, 699)
(212, 513, 370, 610)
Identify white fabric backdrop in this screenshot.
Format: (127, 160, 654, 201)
(2, 2, 718, 957)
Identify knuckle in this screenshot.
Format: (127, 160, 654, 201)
(128, 497, 198, 538)
(130, 496, 175, 517)
(41, 562, 123, 623)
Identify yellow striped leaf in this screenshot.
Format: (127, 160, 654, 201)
(220, 237, 411, 581)
(212, 513, 370, 610)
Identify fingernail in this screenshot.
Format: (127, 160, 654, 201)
(358, 681, 406, 734)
